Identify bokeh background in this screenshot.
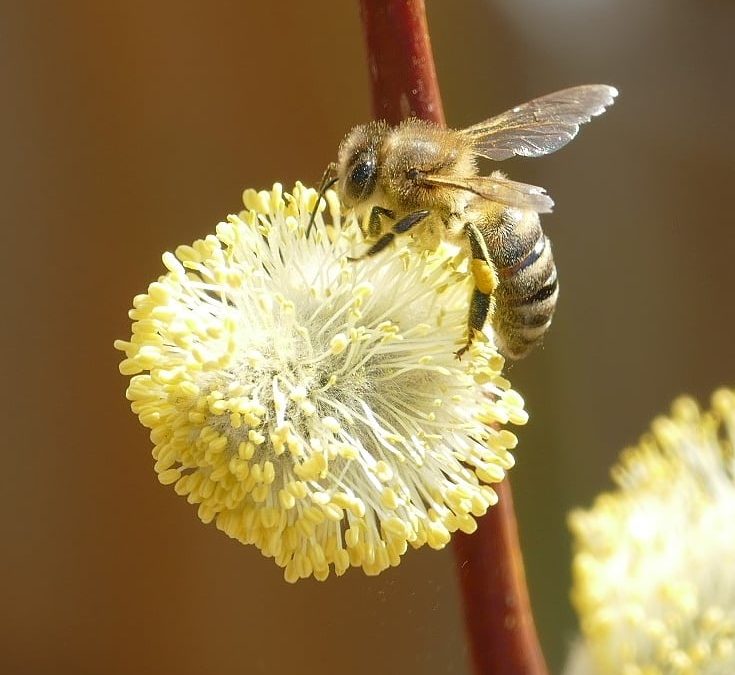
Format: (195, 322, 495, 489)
(3, 1, 734, 673)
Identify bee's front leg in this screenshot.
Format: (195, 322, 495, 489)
(349, 209, 430, 259)
(367, 205, 395, 239)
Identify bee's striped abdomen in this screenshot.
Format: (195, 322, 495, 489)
(482, 208, 559, 359)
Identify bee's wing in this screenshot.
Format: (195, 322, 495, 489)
(462, 85, 618, 160)
(419, 173, 555, 213)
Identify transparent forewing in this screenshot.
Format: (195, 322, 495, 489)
(462, 85, 618, 160)
(420, 173, 555, 213)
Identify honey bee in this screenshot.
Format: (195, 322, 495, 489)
(323, 85, 618, 359)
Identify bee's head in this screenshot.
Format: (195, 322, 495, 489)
(336, 121, 389, 208)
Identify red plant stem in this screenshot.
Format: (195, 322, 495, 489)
(358, 0, 445, 126)
(454, 480, 549, 675)
(357, 2, 549, 674)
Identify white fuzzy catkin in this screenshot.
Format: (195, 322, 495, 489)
(116, 183, 527, 581)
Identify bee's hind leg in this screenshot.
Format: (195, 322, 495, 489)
(349, 209, 430, 260)
(455, 287, 493, 359)
(456, 223, 498, 359)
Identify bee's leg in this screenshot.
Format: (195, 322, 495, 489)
(350, 209, 430, 259)
(456, 288, 493, 359)
(392, 209, 430, 234)
(367, 206, 395, 239)
(456, 223, 498, 359)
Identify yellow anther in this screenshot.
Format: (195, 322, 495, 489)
(380, 488, 400, 510)
(329, 333, 349, 354)
(322, 416, 342, 434)
(374, 461, 393, 482)
(248, 430, 266, 445)
(382, 517, 410, 540)
(157, 468, 181, 485)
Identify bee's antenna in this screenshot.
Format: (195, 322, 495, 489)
(306, 163, 338, 238)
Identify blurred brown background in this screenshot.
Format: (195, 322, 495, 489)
(3, 1, 734, 673)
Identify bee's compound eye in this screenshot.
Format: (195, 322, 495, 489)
(346, 152, 378, 202)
